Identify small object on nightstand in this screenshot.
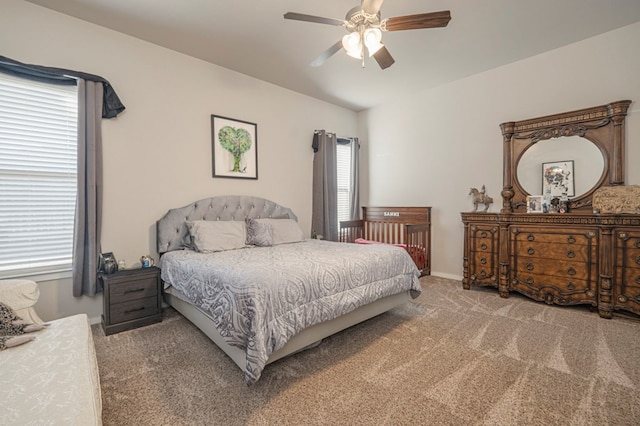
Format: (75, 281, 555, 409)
(100, 266, 162, 335)
(140, 255, 155, 268)
(99, 252, 118, 274)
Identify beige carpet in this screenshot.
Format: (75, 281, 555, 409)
(93, 276, 640, 425)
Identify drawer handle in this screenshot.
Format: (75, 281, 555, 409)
(567, 267, 576, 276)
(526, 277, 534, 284)
(635, 275, 640, 285)
(124, 288, 146, 294)
(567, 250, 575, 259)
(480, 243, 488, 250)
(567, 281, 576, 290)
(636, 256, 640, 266)
(526, 263, 534, 271)
(480, 257, 487, 265)
(634, 239, 640, 248)
(479, 231, 487, 238)
(527, 247, 535, 255)
(124, 307, 145, 314)
(567, 236, 576, 244)
(527, 234, 535, 241)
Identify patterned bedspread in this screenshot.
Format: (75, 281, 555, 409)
(160, 239, 421, 384)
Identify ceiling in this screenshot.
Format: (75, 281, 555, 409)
(25, 0, 640, 111)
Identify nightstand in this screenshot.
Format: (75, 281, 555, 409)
(100, 266, 162, 335)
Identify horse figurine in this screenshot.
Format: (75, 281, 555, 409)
(469, 185, 493, 212)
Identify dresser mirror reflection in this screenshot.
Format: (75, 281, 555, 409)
(516, 136, 605, 199)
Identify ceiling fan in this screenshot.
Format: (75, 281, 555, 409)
(284, 0, 451, 69)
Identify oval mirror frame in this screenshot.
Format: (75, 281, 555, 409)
(500, 100, 631, 213)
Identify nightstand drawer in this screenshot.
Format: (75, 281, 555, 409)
(109, 277, 158, 304)
(110, 296, 159, 324)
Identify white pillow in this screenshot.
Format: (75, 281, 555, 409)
(256, 218, 305, 245)
(186, 220, 247, 253)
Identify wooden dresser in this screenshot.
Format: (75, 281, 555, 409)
(462, 212, 640, 318)
(462, 100, 639, 319)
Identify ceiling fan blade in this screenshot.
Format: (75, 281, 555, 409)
(284, 12, 345, 26)
(373, 46, 395, 70)
(361, 0, 384, 15)
(310, 40, 344, 67)
(382, 10, 451, 31)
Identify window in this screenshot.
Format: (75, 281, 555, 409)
(0, 72, 78, 278)
(336, 140, 352, 226)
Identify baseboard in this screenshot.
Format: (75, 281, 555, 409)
(430, 271, 463, 281)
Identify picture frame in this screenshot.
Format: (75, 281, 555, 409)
(211, 115, 258, 179)
(526, 195, 544, 213)
(542, 160, 574, 197)
(98, 252, 117, 274)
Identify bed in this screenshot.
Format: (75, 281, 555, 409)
(339, 206, 431, 276)
(156, 195, 421, 384)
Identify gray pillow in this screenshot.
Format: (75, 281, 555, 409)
(186, 220, 248, 253)
(256, 218, 305, 245)
(245, 217, 274, 247)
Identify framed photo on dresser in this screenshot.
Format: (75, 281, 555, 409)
(526, 195, 544, 213)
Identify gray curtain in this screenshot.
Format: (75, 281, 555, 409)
(349, 137, 360, 220)
(72, 80, 104, 297)
(311, 130, 338, 241)
(0, 55, 125, 118)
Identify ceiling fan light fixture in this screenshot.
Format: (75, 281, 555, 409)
(284, 3, 452, 69)
(363, 28, 383, 56)
(342, 32, 363, 59)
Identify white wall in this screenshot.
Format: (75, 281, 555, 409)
(1, 0, 357, 322)
(359, 22, 640, 280)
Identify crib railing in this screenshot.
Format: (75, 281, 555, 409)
(339, 207, 431, 276)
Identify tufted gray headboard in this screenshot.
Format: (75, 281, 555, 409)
(156, 195, 298, 254)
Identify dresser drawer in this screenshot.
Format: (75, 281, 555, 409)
(512, 273, 592, 294)
(110, 296, 159, 324)
(514, 257, 590, 280)
(615, 265, 640, 290)
(613, 263, 640, 313)
(467, 224, 499, 286)
(511, 227, 595, 246)
(469, 250, 497, 280)
(516, 240, 591, 262)
(615, 237, 640, 268)
(614, 230, 640, 309)
(109, 276, 158, 304)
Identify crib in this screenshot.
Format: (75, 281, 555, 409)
(339, 206, 431, 277)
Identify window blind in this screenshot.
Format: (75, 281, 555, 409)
(336, 142, 352, 225)
(0, 72, 78, 276)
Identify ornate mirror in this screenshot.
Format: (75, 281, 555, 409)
(500, 100, 631, 213)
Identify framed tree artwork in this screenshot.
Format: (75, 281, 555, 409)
(211, 115, 258, 179)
